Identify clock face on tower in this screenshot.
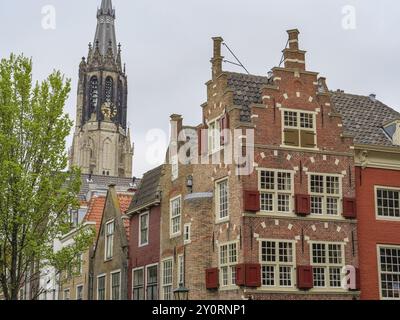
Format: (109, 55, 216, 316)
(101, 102, 117, 120)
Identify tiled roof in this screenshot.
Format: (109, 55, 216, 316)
(226, 72, 270, 122)
(79, 174, 135, 201)
(224, 70, 400, 147)
(128, 165, 163, 213)
(84, 196, 106, 234)
(83, 193, 133, 236)
(117, 194, 133, 241)
(331, 92, 400, 147)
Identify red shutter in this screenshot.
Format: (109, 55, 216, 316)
(220, 114, 230, 146)
(235, 264, 245, 286)
(245, 264, 261, 287)
(343, 198, 357, 219)
(244, 191, 260, 212)
(197, 125, 209, 156)
(297, 266, 314, 290)
(205, 268, 219, 289)
(295, 194, 311, 216)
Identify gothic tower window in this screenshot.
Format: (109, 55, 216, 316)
(117, 79, 123, 123)
(105, 77, 114, 103)
(89, 76, 99, 114)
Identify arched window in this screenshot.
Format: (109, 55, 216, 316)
(105, 77, 114, 103)
(117, 79, 123, 123)
(89, 76, 98, 113)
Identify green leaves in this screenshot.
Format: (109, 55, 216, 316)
(0, 54, 92, 300)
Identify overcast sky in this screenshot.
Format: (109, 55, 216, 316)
(1, 0, 399, 176)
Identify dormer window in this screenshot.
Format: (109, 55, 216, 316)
(282, 109, 317, 148)
(383, 120, 400, 146)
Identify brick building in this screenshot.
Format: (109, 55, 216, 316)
(90, 186, 133, 300)
(333, 92, 400, 300)
(127, 166, 163, 300)
(159, 29, 360, 300)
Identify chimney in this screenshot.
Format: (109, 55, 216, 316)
(283, 29, 306, 71)
(211, 37, 224, 78)
(369, 94, 376, 102)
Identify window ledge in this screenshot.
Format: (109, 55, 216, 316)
(219, 285, 239, 292)
(215, 218, 230, 225)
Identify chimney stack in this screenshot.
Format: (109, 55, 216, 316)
(211, 37, 224, 78)
(283, 29, 306, 71)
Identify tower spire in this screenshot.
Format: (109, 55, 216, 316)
(94, 0, 117, 57)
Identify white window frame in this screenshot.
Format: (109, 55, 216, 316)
(171, 155, 179, 181)
(132, 267, 145, 300)
(218, 241, 239, 288)
(145, 263, 159, 300)
(105, 219, 115, 261)
(281, 108, 318, 149)
(259, 239, 296, 289)
(258, 168, 295, 215)
(96, 274, 106, 300)
(76, 284, 84, 301)
(110, 269, 121, 300)
(183, 223, 191, 244)
(139, 212, 149, 247)
(177, 254, 185, 286)
(375, 186, 400, 221)
(215, 178, 229, 222)
(63, 288, 70, 301)
(207, 116, 221, 154)
(307, 172, 343, 218)
(161, 257, 174, 300)
(170, 196, 182, 238)
(309, 241, 346, 290)
(377, 244, 400, 300)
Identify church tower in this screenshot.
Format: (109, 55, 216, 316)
(69, 0, 133, 178)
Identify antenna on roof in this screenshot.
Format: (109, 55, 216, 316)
(278, 38, 290, 67)
(222, 42, 250, 74)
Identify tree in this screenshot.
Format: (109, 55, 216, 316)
(0, 54, 94, 300)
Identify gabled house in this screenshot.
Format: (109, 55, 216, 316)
(90, 185, 133, 300)
(127, 165, 163, 300)
(159, 29, 360, 300)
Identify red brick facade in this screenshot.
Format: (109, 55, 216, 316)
(128, 206, 161, 300)
(356, 166, 400, 300)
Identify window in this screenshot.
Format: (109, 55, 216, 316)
(111, 271, 121, 300)
(178, 255, 185, 285)
(282, 109, 316, 148)
(139, 212, 149, 246)
(184, 224, 191, 244)
(378, 245, 400, 299)
(132, 268, 144, 300)
(376, 187, 400, 219)
(170, 197, 181, 237)
(162, 259, 173, 300)
(105, 220, 115, 260)
(260, 240, 295, 288)
(105, 77, 114, 103)
(97, 275, 106, 300)
(146, 265, 158, 300)
(64, 289, 70, 301)
(216, 179, 229, 221)
(309, 174, 341, 217)
(208, 119, 221, 153)
(75, 253, 83, 275)
(171, 155, 179, 181)
(76, 285, 83, 300)
(219, 242, 238, 287)
(310, 242, 344, 288)
(259, 170, 293, 214)
(89, 76, 99, 113)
